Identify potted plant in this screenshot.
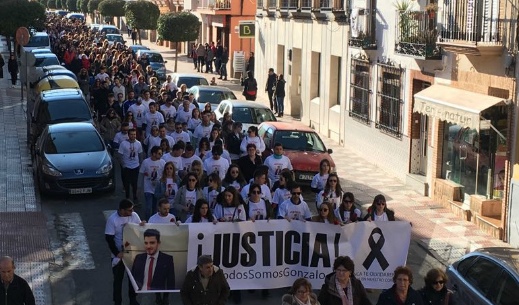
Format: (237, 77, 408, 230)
(425, 3, 438, 19)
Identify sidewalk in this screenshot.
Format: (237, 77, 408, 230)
(138, 38, 511, 265)
(0, 48, 52, 305)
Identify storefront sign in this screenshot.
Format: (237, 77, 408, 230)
(414, 100, 478, 129)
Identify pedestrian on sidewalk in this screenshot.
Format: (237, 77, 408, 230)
(218, 47, 228, 81)
(131, 29, 138, 45)
(0, 256, 36, 305)
(190, 44, 198, 70)
(196, 43, 206, 73)
(0, 53, 4, 79)
(275, 74, 286, 117)
(215, 41, 223, 73)
(265, 68, 278, 113)
(376, 266, 424, 305)
(419, 268, 456, 305)
(7, 53, 18, 88)
(241, 70, 257, 101)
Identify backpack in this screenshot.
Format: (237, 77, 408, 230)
(247, 78, 257, 92)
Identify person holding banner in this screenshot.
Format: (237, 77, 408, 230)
(311, 159, 332, 203)
(418, 268, 456, 305)
(173, 172, 204, 222)
(180, 255, 230, 305)
(282, 278, 320, 305)
(335, 192, 361, 224)
(148, 198, 177, 224)
(364, 194, 395, 222)
(316, 173, 343, 210)
(154, 161, 179, 206)
(278, 184, 312, 221)
(317, 256, 371, 305)
(243, 183, 274, 221)
(311, 202, 340, 225)
(376, 266, 424, 305)
(185, 199, 217, 223)
(213, 186, 247, 222)
(131, 229, 175, 305)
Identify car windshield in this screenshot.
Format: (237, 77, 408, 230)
(26, 36, 49, 48)
(43, 100, 92, 122)
(102, 28, 118, 34)
(273, 130, 327, 152)
(107, 35, 123, 42)
(44, 130, 104, 154)
(146, 53, 164, 63)
(35, 57, 60, 67)
(178, 77, 209, 88)
(198, 90, 236, 105)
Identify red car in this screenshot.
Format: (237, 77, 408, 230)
(258, 122, 335, 185)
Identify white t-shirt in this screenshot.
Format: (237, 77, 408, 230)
(118, 140, 143, 169)
(272, 187, 291, 205)
(374, 212, 389, 221)
(175, 108, 192, 123)
(181, 155, 203, 172)
(194, 123, 214, 142)
(240, 136, 266, 155)
(188, 118, 202, 131)
(144, 111, 165, 135)
(316, 190, 343, 210)
(148, 213, 177, 224)
(278, 199, 312, 221)
(128, 103, 147, 127)
(335, 208, 361, 223)
(162, 154, 183, 174)
(240, 183, 272, 202)
(184, 189, 197, 208)
(311, 173, 329, 202)
(139, 158, 166, 194)
(162, 178, 178, 202)
(247, 199, 268, 220)
(113, 132, 129, 146)
(160, 104, 177, 121)
(213, 204, 246, 222)
(203, 186, 225, 211)
(184, 215, 213, 223)
(104, 211, 141, 257)
(144, 135, 162, 156)
(171, 131, 191, 144)
(203, 150, 232, 164)
(140, 98, 155, 110)
(263, 155, 293, 182)
(203, 157, 230, 180)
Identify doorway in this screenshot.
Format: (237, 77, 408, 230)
(410, 79, 431, 175)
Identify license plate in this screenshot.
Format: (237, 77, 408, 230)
(298, 174, 313, 181)
(69, 188, 92, 194)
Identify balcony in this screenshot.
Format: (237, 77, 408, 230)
(279, 0, 298, 10)
(349, 6, 377, 49)
(438, 0, 504, 56)
(394, 10, 441, 60)
(198, 0, 231, 11)
(257, 0, 264, 9)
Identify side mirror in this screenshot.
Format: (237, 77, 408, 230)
(327, 148, 333, 154)
(164, 60, 168, 63)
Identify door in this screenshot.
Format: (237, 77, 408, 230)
(419, 114, 428, 175)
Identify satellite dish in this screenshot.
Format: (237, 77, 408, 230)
(16, 27, 30, 46)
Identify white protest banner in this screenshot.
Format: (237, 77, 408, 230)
(188, 220, 411, 289)
(123, 223, 189, 293)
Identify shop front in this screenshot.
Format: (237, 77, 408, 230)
(413, 85, 509, 238)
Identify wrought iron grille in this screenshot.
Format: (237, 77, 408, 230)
(440, 0, 501, 43)
(301, 0, 313, 10)
(394, 10, 441, 59)
(376, 62, 403, 138)
(268, 0, 277, 9)
(280, 0, 298, 8)
(348, 0, 377, 49)
(257, 0, 264, 8)
(349, 58, 371, 124)
(332, 0, 345, 11)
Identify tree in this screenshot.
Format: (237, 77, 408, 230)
(157, 12, 199, 72)
(80, 0, 89, 14)
(40, 0, 48, 8)
(0, 0, 46, 53)
(124, 0, 160, 44)
(67, 0, 78, 11)
(88, 0, 101, 14)
(47, 0, 56, 9)
(56, 0, 62, 9)
(98, 0, 125, 25)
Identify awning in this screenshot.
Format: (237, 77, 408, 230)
(413, 85, 506, 130)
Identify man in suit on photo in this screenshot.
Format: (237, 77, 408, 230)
(131, 229, 175, 305)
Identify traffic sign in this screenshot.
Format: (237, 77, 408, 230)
(239, 22, 255, 38)
(16, 27, 30, 46)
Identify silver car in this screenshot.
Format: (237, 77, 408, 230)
(34, 122, 115, 196)
(446, 247, 519, 305)
(188, 85, 237, 111)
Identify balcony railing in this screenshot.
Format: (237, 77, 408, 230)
(349, 6, 377, 49)
(267, 0, 277, 9)
(280, 0, 298, 9)
(440, 0, 500, 44)
(395, 10, 441, 59)
(257, 0, 263, 9)
(198, 0, 231, 9)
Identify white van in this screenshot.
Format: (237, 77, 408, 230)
(20, 32, 51, 55)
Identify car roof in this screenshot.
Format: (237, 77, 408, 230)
(471, 247, 519, 274)
(48, 122, 96, 133)
(137, 49, 160, 55)
(222, 99, 270, 109)
(99, 25, 117, 28)
(35, 53, 57, 59)
(192, 85, 232, 91)
(173, 73, 206, 78)
(32, 32, 49, 37)
(106, 34, 122, 36)
(259, 121, 316, 132)
(41, 88, 84, 100)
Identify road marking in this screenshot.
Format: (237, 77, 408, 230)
(50, 213, 95, 270)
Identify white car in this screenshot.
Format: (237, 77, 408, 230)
(106, 34, 125, 46)
(214, 99, 277, 131)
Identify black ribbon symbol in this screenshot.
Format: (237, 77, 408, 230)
(362, 227, 389, 271)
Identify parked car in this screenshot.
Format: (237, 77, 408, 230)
(20, 52, 60, 86)
(99, 25, 120, 35)
(33, 122, 115, 195)
(66, 13, 85, 21)
(28, 88, 94, 153)
(20, 32, 51, 55)
(37, 68, 78, 83)
(129, 44, 150, 55)
(189, 85, 237, 111)
(446, 247, 519, 305)
(171, 73, 209, 89)
(215, 99, 276, 130)
(106, 34, 125, 46)
(54, 10, 69, 17)
(89, 24, 101, 32)
(34, 75, 79, 94)
(136, 50, 167, 81)
(258, 122, 335, 184)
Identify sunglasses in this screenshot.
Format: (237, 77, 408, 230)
(247, 130, 252, 133)
(292, 192, 301, 195)
(329, 179, 338, 182)
(231, 171, 239, 174)
(433, 281, 445, 285)
(321, 209, 329, 212)
(344, 200, 353, 204)
(250, 190, 261, 195)
(166, 167, 174, 170)
(188, 178, 197, 182)
(376, 202, 386, 206)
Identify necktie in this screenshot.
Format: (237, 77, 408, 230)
(147, 256, 155, 290)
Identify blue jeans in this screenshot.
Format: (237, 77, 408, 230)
(144, 192, 157, 220)
(220, 63, 227, 78)
(276, 96, 284, 114)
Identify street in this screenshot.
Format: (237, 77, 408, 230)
(0, 34, 508, 305)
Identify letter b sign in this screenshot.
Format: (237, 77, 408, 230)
(239, 23, 255, 38)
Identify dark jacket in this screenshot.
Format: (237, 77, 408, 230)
(226, 132, 242, 156)
(131, 251, 175, 290)
(376, 285, 424, 305)
(180, 266, 230, 305)
(282, 293, 319, 305)
(0, 274, 36, 305)
(275, 79, 286, 97)
(265, 73, 277, 92)
(237, 154, 263, 182)
(419, 286, 456, 305)
(364, 206, 396, 221)
(243, 198, 274, 220)
(8, 58, 18, 74)
(318, 273, 372, 305)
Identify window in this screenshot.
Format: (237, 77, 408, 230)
(45, 131, 105, 154)
(489, 270, 519, 305)
(349, 57, 371, 124)
(464, 258, 502, 299)
(376, 62, 403, 138)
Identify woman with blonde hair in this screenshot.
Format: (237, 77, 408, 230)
(283, 278, 320, 305)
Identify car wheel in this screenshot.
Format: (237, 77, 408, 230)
(36, 171, 49, 198)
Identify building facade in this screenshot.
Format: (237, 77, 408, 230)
(255, 0, 519, 243)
